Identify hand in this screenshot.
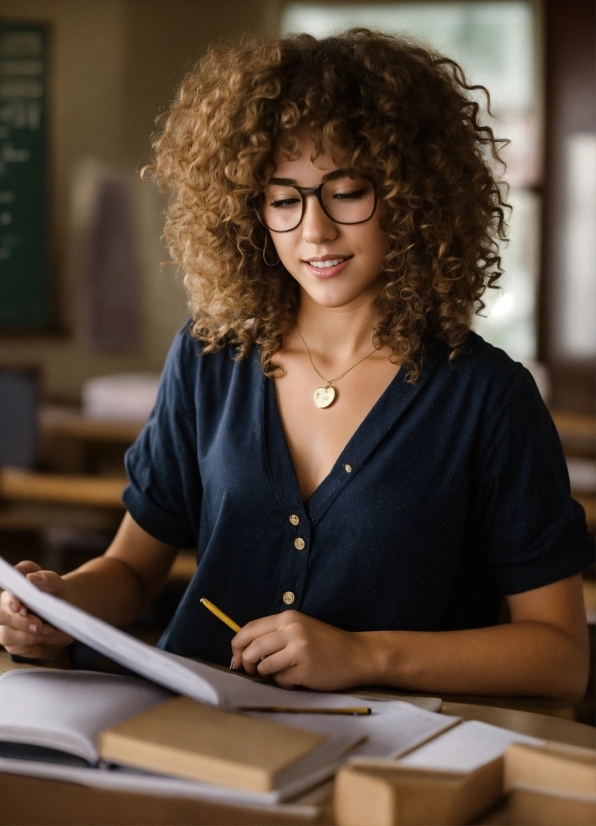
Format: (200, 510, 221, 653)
(230, 610, 376, 691)
(0, 561, 73, 660)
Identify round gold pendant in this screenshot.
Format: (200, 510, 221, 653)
(314, 386, 336, 408)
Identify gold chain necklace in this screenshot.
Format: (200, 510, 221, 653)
(298, 329, 377, 409)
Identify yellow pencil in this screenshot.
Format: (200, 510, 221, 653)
(240, 706, 371, 716)
(200, 597, 242, 633)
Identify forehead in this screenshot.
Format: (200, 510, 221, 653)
(272, 135, 344, 182)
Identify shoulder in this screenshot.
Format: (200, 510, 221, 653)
(164, 321, 249, 384)
(444, 331, 522, 382)
(160, 322, 263, 423)
(431, 331, 530, 400)
(420, 332, 547, 432)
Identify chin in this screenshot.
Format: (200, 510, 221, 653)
(305, 281, 377, 309)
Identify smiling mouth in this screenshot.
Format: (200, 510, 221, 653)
(305, 256, 353, 269)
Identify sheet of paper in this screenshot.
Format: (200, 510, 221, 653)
(249, 700, 460, 761)
(398, 719, 544, 773)
(0, 669, 171, 763)
(0, 557, 220, 704)
(0, 756, 321, 810)
(0, 556, 447, 723)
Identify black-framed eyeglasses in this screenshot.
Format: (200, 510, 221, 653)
(259, 173, 377, 233)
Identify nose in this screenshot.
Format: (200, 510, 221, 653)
(301, 193, 339, 244)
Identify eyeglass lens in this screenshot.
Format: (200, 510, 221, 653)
(262, 177, 375, 232)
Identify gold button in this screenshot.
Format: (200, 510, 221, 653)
(344, 464, 352, 473)
(289, 514, 300, 526)
(294, 537, 306, 550)
(282, 591, 295, 605)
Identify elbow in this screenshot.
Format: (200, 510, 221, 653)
(546, 640, 590, 704)
(559, 662, 589, 705)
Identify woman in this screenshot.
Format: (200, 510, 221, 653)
(0, 30, 592, 700)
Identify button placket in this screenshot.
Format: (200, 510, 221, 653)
(275, 507, 311, 608)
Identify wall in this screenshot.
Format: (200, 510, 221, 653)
(541, 0, 595, 413)
(0, 0, 265, 403)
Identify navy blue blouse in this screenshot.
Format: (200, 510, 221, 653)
(123, 324, 594, 666)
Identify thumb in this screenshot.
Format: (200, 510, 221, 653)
(26, 570, 64, 596)
(15, 560, 43, 576)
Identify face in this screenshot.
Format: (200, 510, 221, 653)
(265, 137, 389, 311)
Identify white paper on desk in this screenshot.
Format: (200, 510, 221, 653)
(0, 556, 447, 724)
(0, 669, 171, 763)
(0, 756, 320, 812)
(397, 719, 544, 773)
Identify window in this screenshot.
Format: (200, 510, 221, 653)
(281, 2, 542, 363)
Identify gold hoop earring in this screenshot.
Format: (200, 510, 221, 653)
(262, 234, 280, 267)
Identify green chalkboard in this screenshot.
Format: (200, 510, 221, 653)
(0, 23, 50, 329)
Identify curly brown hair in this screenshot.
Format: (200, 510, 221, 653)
(151, 28, 508, 382)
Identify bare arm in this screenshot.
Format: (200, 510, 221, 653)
(0, 513, 178, 660)
(232, 574, 589, 702)
(362, 575, 589, 702)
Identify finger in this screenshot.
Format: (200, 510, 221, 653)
(231, 614, 292, 669)
(232, 615, 280, 647)
(241, 630, 288, 667)
(5, 562, 42, 616)
(3, 642, 66, 660)
(270, 665, 300, 690)
(0, 597, 60, 636)
(26, 570, 63, 595)
(15, 560, 42, 575)
(0, 611, 68, 639)
(0, 624, 54, 650)
(0, 589, 24, 616)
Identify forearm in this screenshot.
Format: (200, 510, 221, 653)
(61, 556, 147, 627)
(62, 513, 178, 628)
(358, 621, 589, 702)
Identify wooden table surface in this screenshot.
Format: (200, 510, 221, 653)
(0, 656, 593, 825)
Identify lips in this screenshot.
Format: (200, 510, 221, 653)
(303, 255, 353, 278)
(307, 257, 350, 268)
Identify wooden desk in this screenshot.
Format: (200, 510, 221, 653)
(0, 468, 126, 510)
(40, 407, 144, 446)
(0, 468, 126, 551)
(0, 681, 593, 826)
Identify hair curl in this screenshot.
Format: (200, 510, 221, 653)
(151, 28, 509, 382)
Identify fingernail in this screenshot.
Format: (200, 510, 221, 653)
(9, 602, 18, 612)
(19, 608, 27, 616)
(230, 656, 236, 670)
(28, 623, 38, 633)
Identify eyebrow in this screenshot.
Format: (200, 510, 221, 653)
(268, 168, 351, 186)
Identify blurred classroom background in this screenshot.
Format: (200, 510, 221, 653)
(0, 1, 594, 721)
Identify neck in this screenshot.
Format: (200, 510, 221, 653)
(293, 289, 379, 363)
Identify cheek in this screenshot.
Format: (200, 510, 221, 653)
(269, 233, 296, 267)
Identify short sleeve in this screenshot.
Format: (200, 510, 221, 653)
(473, 366, 594, 594)
(123, 325, 200, 548)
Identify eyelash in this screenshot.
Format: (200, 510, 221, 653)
(269, 198, 300, 209)
(269, 188, 368, 209)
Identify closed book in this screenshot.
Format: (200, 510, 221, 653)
(333, 757, 502, 826)
(504, 742, 596, 826)
(504, 741, 596, 798)
(507, 787, 596, 826)
(99, 696, 327, 792)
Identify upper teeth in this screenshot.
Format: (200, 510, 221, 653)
(310, 258, 346, 268)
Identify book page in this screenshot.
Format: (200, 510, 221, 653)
(0, 669, 171, 763)
(0, 556, 448, 725)
(0, 755, 322, 810)
(0, 556, 221, 704)
(398, 719, 544, 773)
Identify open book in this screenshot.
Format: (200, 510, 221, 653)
(0, 556, 459, 803)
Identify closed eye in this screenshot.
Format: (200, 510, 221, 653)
(333, 188, 369, 201)
(269, 197, 301, 209)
